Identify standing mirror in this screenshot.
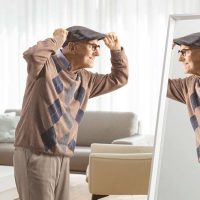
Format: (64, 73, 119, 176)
(148, 15, 200, 200)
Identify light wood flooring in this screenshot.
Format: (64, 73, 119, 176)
(14, 174, 147, 200)
(14, 174, 91, 200)
(70, 173, 91, 200)
(70, 174, 147, 200)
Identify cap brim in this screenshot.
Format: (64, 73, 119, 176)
(173, 34, 200, 47)
(173, 38, 190, 46)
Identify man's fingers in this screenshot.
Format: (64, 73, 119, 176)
(104, 34, 118, 45)
(104, 36, 112, 44)
(53, 28, 68, 45)
(105, 32, 118, 41)
(53, 28, 68, 37)
(103, 37, 108, 44)
(103, 32, 120, 50)
(103, 37, 112, 45)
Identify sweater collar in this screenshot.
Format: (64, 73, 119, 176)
(52, 49, 81, 80)
(52, 49, 71, 71)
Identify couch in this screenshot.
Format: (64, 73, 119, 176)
(0, 110, 141, 173)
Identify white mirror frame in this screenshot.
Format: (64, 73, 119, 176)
(148, 14, 200, 200)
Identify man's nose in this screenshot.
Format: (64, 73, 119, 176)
(93, 48, 100, 56)
(179, 55, 184, 62)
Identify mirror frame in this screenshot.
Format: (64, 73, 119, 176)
(148, 14, 200, 200)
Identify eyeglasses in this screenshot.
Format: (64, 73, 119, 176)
(178, 48, 200, 57)
(178, 49, 191, 57)
(86, 42, 100, 51)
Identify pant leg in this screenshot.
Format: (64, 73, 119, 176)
(54, 157, 70, 200)
(13, 147, 30, 200)
(14, 147, 69, 200)
(27, 151, 57, 200)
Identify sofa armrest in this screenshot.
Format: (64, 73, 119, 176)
(90, 152, 152, 160)
(88, 144, 152, 195)
(4, 109, 21, 116)
(112, 134, 154, 146)
(91, 143, 153, 154)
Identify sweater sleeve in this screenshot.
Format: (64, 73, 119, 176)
(23, 38, 63, 79)
(87, 48, 128, 98)
(167, 78, 188, 104)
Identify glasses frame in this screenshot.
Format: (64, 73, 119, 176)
(177, 48, 191, 57)
(86, 42, 100, 52)
(178, 47, 200, 57)
(74, 41, 101, 52)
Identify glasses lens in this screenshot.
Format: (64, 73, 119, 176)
(178, 49, 188, 56)
(178, 50, 183, 56)
(92, 45, 100, 51)
(87, 43, 100, 51)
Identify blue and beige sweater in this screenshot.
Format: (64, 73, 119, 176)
(168, 76, 200, 162)
(14, 37, 128, 157)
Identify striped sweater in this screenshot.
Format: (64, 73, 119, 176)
(168, 75, 200, 161)
(14, 37, 128, 157)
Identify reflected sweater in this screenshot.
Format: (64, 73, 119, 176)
(168, 75, 200, 161)
(14, 37, 128, 157)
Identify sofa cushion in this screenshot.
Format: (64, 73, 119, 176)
(0, 143, 15, 166)
(0, 143, 90, 173)
(77, 111, 138, 146)
(112, 135, 154, 146)
(70, 146, 91, 173)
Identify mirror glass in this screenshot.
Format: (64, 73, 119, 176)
(148, 15, 200, 200)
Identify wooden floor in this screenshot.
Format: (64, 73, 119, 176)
(70, 174, 147, 200)
(70, 173, 91, 200)
(14, 174, 147, 200)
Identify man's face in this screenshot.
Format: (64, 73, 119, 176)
(75, 39, 100, 68)
(178, 44, 200, 75)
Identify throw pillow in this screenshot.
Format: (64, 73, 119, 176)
(0, 114, 20, 143)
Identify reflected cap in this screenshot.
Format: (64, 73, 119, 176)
(173, 32, 200, 47)
(62, 26, 106, 47)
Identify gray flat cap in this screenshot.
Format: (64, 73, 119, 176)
(173, 32, 200, 47)
(62, 26, 105, 47)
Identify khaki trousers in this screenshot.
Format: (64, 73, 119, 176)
(13, 147, 70, 200)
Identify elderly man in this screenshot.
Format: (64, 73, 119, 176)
(168, 32, 200, 162)
(13, 26, 128, 200)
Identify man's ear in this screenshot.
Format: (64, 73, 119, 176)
(67, 42, 78, 54)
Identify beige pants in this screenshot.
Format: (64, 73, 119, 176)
(13, 147, 69, 200)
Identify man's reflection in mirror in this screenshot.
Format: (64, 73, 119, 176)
(167, 32, 200, 162)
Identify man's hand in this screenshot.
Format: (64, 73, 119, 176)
(53, 28, 68, 45)
(103, 32, 121, 51)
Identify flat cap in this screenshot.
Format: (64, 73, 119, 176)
(173, 32, 200, 47)
(62, 26, 105, 47)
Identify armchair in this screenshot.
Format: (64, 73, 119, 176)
(86, 143, 153, 200)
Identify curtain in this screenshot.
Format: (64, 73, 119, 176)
(1, 0, 200, 135)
